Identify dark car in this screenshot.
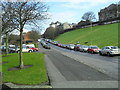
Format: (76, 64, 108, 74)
(74, 44, 82, 51)
(65, 44, 70, 49)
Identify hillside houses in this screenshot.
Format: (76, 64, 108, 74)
(98, 4, 120, 21)
(49, 21, 76, 30)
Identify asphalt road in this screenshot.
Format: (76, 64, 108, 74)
(38, 43, 118, 88)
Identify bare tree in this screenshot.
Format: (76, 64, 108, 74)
(2, 1, 49, 69)
(82, 11, 96, 22)
(1, 2, 18, 55)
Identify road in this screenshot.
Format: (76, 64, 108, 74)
(38, 43, 118, 88)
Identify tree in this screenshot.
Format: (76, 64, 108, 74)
(2, 1, 49, 69)
(29, 30, 41, 42)
(8, 34, 19, 45)
(44, 27, 56, 39)
(1, 2, 18, 55)
(82, 11, 96, 22)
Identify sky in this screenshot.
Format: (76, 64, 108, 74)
(12, 0, 120, 34)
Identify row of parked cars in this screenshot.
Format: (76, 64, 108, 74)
(40, 39, 51, 49)
(1, 44, 38, 53)
(45, 39, 120, 57)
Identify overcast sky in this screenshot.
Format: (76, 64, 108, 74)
(22, 0, 120, 34)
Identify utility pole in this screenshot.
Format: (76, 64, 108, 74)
(90, 21, 93, 45)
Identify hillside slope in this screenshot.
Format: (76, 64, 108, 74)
(55, 23, 119, 48)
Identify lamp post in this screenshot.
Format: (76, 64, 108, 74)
(90, 21, 92, 45)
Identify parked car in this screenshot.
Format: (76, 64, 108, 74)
(9, 47, 16, 53)
(26, 44, 35, 48)
(80, 45, 89, 52)
(58, 43, 61, 47)
(74, 44, 82, 51)
(60, 44, 66, 48)
(1, 46, 6, 53)
(43, 44, 51, 49)
(27, 46, 38, 52)
(68, 44, 75, 50)
(9, 45, 16, 53)
(53, 41, 59, 46)
(40, 40, 51, 49)
(99, 46, 120, 56)
(87, 46, 100, 53)
(16, 46, 33, 53)
(1, 46, 16, 53)
(65, 44, 70, 49)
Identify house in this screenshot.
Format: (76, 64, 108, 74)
(23, 31, 33, 44)
(98, 4, 120, 21)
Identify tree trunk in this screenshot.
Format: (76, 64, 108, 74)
(19, 29, 24, 69)
(5, 33, 8, 56)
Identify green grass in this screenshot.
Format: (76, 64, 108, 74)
(55, 23, 119, 48)
(2, 53, 48, 85)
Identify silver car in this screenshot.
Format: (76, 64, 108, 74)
(80, 45, 89, 52)
(68, 44, 75, 50)
(99, 46, 120, 56)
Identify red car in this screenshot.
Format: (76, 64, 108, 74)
(27, 46, 38, 52)
(87, 46, 100, 54)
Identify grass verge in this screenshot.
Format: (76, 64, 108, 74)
(55, 23, 119, 48)
(2, 53, 48, 85)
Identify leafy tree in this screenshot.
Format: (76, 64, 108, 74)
(82, 11, 96, 22)
(29, 30, 41, 42)
(44, 27, 56, 39)
(2, 1, 49, 69)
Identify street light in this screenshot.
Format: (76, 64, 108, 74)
(90, 21, 92, 45)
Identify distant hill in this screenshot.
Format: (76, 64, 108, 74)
(55, 23, 119, 48)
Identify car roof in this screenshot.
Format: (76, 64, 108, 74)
(105, 46, 117, 47)
(89, 45, 98, 47)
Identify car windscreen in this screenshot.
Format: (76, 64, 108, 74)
(91, 46, 98, 49)
(70, 45, 74, 47)
(83, 46, 88, 48)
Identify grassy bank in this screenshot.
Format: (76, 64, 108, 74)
(55, 23, 119, 48)
(2, 53, 48, 85)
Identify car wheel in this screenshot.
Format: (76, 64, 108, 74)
(33, 50, 36, 52)
(17, 50, 20, 53)
(99, 52, 102, 55)
(91, 51, 94, 54)
(107, 52, 112, 57)
(29, 50, 32, 53)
